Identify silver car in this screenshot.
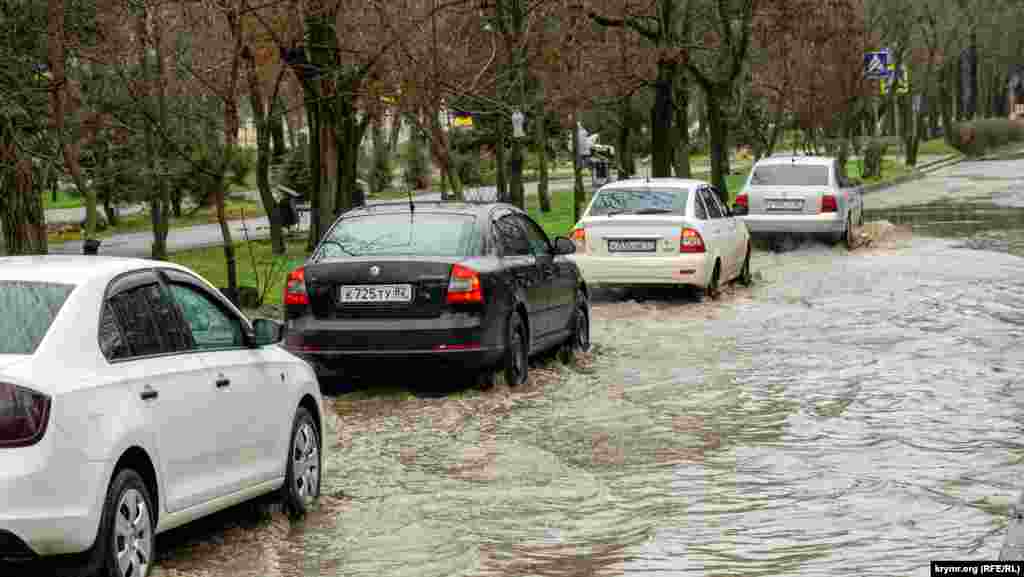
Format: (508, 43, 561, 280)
(733, 155, 864, 248)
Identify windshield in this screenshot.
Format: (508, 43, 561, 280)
(588, 188, 688, 217)
(0, 281, 75, 355)
(750, 164, 830, 186)
(317, 212, 479, 258)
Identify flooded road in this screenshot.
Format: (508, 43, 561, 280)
(150, 158, 1024, 577)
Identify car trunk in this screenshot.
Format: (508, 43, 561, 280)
(304, 257, 462, 319)
(746, 185, 828, 215)
(580, 215, 686, 256)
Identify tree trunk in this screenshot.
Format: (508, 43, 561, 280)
(940, 61, 954, 146)
(617, 95, 634, 178)
(0, 122, 47, 255)
(673, 77, 691, 178)
(651, 59, 676, 178)
(306, 104, 322, 251)
(509, 131, 524, 209)
(152, 10, 172, 258)
(244, 49, 285, 255)
(572, 111, 586, 223)
(536, 108, 550, 213)
(706, 86, 730, 204)
(270, 96, 287, 159)
(496, 120, 508, 202)
(135, 7, 167, 260)
(388, 112, 402, 154)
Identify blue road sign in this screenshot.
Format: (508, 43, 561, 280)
(864, 51, 892, 80)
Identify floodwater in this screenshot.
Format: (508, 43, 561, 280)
(144, 160, 1024, 577)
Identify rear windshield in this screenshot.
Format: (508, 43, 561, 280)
(0, 281, 75, 355)
(750, 164, 830, 186)
(588, 188, 688, 217)
(317, 213, 479, 258)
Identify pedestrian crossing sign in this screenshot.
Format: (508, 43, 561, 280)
(864, 51, 891, 80)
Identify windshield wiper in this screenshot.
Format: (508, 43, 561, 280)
(633, 208, 674, 215)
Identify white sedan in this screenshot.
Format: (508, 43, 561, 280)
(0, 256, 323, 577)
(568, 178, 752, 298)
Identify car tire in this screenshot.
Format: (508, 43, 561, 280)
(96, 468, 155, 577)
(559, 290, 591, 364)
(843, 215, 854, 250)
(503, 312, 529, 386)
(738, 246, 753, 286)
(283, 406, 321, 519)
(705, 261, 721, 300)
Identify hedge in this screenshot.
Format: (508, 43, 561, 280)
(951, 118, 1024, 157)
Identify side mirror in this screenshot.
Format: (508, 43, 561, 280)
(732, 204, 749, 216)
(553, 237, 577, 255)
(251, 318, 285, 346)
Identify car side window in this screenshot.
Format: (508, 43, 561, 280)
(168, 284, 244, 350)
(98, 302, 131, 360)
(702, 188, 724, 219)
(694, 190, 708, 220)
(107, 284, 170, 358)
(517, 215, 552, 256)
(493, 213, 531, 257)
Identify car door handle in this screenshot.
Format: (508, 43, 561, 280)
(216, 377, 231, 389)
(140, 386, 158, 401)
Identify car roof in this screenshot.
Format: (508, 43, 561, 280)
(756, 155, 835, 166)
(0, 255, 191, 285)
(342, 201, 515, 218)
(598, 177, 708, 191)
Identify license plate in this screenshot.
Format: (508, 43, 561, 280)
(607, 239, 656, 253)
(766, 199, 804, 211)
(339, 284, 413, 304)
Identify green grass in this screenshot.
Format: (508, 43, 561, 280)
(845, 158, 913, 185)
(917, 138, 958, 157)
(170, 237, 309, 306)
(527, 187, 584, 238)
(42, 188, 83, 210)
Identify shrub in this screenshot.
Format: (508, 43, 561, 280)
(452, 151, 482, 186)
(862, 139, 889, 179)
(951, 118, 1024, 157)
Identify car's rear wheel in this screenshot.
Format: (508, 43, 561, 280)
(738, 246, 753, 286)
(559, 290, 591, 364)
(504, 312, 529, 386)
(97, 469, 154, 577)
(705, 261, 721, 300)
(284, 407, 321, 519)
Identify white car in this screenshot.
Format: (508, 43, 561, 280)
(0, 256, 323, 577)
(736, 155, 864, 247)
(569, 178, 752, 298)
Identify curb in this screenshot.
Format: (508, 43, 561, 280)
(860, 153, 964, 195)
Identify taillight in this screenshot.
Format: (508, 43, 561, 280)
(446, 264, 483, 304)
(735, 193, 748, 208)
(571, 227, 586, 251)
(821, 195, 837, 213)
(284, 266, 309, 305)
(679, 228, 706, 253)
(0, 382, 51, 448)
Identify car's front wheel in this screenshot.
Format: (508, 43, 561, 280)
(738, 246, 753, 286)
(704, 261, 721, 300)
(97, 469, 155, 577)
(284, 407, 321, 518)
(503, 312, 529, 386)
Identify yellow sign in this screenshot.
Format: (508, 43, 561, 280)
(452, 114, 473, 128)
(880, 63, 909, 95)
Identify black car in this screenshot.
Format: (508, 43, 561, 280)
(282, 201, 591, 385)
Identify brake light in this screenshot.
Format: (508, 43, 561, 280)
(284, 266, 309, 305)
(447, 264, 483, 304)
(680, 228, 705, 253)
(821, 195, 837, 213)
(571, 227, 586, 250)
(0, 382, 51, 448)
(735, 193, 748, 208)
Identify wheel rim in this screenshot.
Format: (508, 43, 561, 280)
(511, 323, 525, 384)
(292, 421, 320, 505)
(575, 304, 590, 350)
(113, 488, 151, 577)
